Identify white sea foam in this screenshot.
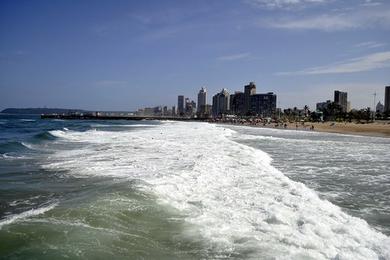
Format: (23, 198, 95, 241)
(0, 203, 58, 229)
(1, 153, 27, 159)
(21, 142, 34, 150)
(90, 124, 155, 128)
(42, 122, 390, 259)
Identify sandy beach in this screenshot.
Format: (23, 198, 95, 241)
(270, 121, 390, 138)
(218, 120, 390, 138)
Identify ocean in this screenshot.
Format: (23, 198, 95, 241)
(0, 114, 389, 259)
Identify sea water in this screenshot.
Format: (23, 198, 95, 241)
(0, 114, 389, 259)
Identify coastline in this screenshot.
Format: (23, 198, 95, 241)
(308, 122, 390, 138)
(217, 121, 390, 138)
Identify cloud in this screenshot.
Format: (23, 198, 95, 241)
(354, 41, 386, 49)
(95, 80, 128, 86)
(246, 0, 328, 9)
(263, 9, 390, 31)
(216, 52, 251, 61)
(277, 51, 390, 75)
(361, 0, 382, 7)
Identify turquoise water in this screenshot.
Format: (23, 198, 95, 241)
(0, 114, 389, 259)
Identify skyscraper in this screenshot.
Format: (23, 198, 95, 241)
(178, 95, 184, 116)
(250, 92, 277, 117)
(244, 82, 256, 115)
(230, 91, 245, 116)
(212, 88, 230, 117)
(197, 87, 207, 113)
(334, 90, 348, 112)
(385, 86, 390, 113)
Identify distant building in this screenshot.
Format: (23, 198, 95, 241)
(212, 88, 230, 117)
(244, 82, 256, 115)
(316, 100, 332, 112)
(163, 106, 168, 116)
(334, 90, 348, 112)
(144, 107, 154, 116)
(198, 104, 212, 118)
(385, 86, 390, 113)
(171, 106, 176, 116)
(376, 101, 384, 113)
(178, 95, 184, 116)
(185, 98, 196, 116)
(153, 106, 162, 116)
(347, 101, 351, 112)
(230, 91, 245, 116)
(197, 87, 207, 113)
(250, 92, 277, 117)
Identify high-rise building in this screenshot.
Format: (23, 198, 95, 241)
(250, 92, 277, 117)
(230, 91, 245, 116)
(197, 87, 207, 113)
(163, 106, 168, 116)
(334, 90, 348, 112)
(178, 95, 184, 116)
(172, 106, 176, 116)
(212, 88, 230, 117)
(385, 86, 390, 113)
(184, 98, 196, 116)
(244, 82, 256, 115)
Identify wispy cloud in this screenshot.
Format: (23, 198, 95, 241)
(354, 41, 386, 49)
(263, 9, 390, 31)
(216, 52, 251, 61)
(246, 0, 328, 9)
(95, 80, 128, 86)
(361, 0, 382, 7)
(277, 51, 390, 75)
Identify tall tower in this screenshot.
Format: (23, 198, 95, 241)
(385, 86, 390, 113)
(244, 82, 256, 115)
(197, 87, 207, 113)
(334, 90, 348, 112)
(178, 95, 184, 116)
(212, 88, 230, 117)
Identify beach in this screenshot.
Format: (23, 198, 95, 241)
(217, 119, 390, 138)
(289, 121, 390, 138)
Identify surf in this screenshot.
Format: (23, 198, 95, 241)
(40, 121, 390, 259)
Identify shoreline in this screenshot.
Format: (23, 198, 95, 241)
(216, 121, 390, 138)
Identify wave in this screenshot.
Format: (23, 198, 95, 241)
(0, 202, 58, 229)
(0, 141, 33, 154)
(90, 124, 155, 128)
(40, 122, 390, 259)
(33, 131, 58, 141)
(19, 119, 36, 122)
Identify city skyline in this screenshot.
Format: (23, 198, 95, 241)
(1, 0, 389, 111)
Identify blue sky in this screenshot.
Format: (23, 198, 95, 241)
(1, 0, 389, 111)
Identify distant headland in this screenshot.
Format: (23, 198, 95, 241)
(1, 108, 88, 115)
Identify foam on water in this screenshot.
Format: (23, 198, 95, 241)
(19, 119, 36, 122)
(43, 122, 390, 259)
(90, 123, 155, 128)
(0, 202, 58, 229)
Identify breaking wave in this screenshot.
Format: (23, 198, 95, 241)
(40, 122, 390, 259)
